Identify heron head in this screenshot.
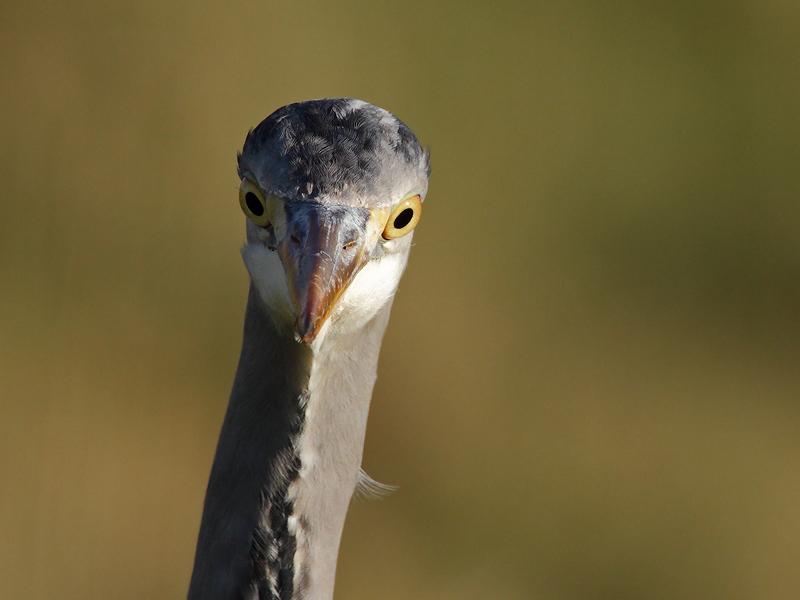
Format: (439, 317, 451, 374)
(236, 99, 429, 345)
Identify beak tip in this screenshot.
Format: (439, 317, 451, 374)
(294, 315, 320, 344)
(295, 332, 316, 345)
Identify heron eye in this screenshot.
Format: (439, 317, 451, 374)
(382, 195, 422, 240)
(245, 192, 263, 216)
(239, 179, 271, 227)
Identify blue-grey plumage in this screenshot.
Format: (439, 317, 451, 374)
(237, 98, 429, 208)
(189, 99, 429, 600)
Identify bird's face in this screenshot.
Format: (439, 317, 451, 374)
(240, 186, 422, 344)
(235, 99, 429, 345)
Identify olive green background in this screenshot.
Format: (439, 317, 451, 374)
(2, 1, 799, 598)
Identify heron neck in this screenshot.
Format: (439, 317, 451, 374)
(189, 285, 392, 600)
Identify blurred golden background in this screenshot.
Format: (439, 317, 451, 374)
(2, 1, 800, 598)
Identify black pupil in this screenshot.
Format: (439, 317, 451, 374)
(393, 208, 414, 229)
(245, 192, 264, 216)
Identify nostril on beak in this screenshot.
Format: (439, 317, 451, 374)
(290, 233, 302, 245)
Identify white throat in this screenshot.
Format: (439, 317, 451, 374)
(241, 239, 410, 348)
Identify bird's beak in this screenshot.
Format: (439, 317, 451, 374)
(277, 203, 374, 344)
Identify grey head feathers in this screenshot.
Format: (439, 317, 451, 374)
(237, 98, 430, 208)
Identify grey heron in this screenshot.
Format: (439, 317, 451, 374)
(188, 99, 430, 599)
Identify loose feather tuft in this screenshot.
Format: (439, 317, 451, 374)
(355, 468, 398, 500)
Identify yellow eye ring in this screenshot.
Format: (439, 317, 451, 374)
(239, 179, 271, 227)
(382, 195, 422, 240)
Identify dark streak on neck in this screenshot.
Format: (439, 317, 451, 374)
(250, 394, 306, 599)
